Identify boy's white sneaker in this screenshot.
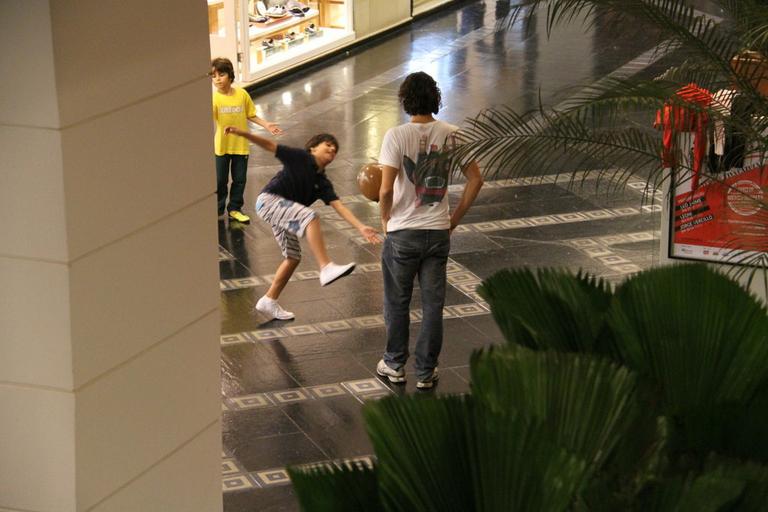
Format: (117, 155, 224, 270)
(255, 296, 294, 320)
(319, 262, 355, 286)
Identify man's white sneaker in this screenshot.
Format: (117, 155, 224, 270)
(416, 368, 439, 389)
(376, 359, 406, 383)
(319, 262, 355, 286)
(255, 296, 295, 320)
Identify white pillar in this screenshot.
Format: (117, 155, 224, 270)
(0, 1, 222, 510)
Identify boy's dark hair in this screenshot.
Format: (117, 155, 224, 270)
(305, 133, 339, 152)
(398, 72, 441, 115)
(210, 57, 235, 81)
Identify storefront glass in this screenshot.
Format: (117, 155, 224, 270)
(207, 0, 458, 86)
(208, 0, 353, 85)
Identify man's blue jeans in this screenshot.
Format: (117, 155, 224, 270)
(382, 229, 450, 380)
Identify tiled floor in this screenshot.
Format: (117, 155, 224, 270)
(218, 2, 670, 510)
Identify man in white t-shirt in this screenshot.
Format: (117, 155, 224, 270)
(376, 72, 483, 389)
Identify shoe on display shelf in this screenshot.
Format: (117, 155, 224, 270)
(286, 31, 303, 43)
(255, 1, 268, 15)
(267, 5, 287, 18)
(287, 0, 310, 11)
(304, 23, 316, 35)
(249, 14, 269, 23)
(272, 34, 288, 48)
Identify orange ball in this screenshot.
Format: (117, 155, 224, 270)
(357, 163, 383, 202)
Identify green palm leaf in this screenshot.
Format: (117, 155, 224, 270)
(575, 416, 670, 510)
(364, 395, 473, 512)
(453, 104, 663, 182)
(470, 345, 639, 469)
(702, 457, 768, 512)
(288, 461, 382, 512)
(364, 394, 592, 511)
(706, 380, 768, 464)
(470, 405, 590, 512)
(633, 472, 745, 512)
(607, 264, 768, 459)
(477, 267, 614, 354)
(721, 0, 768, 54)
(609, 264, 768, 408)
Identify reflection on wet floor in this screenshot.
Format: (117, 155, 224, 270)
(219, 1, 663, 509)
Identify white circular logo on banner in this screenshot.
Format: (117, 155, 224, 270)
(727, 180, 763, 216)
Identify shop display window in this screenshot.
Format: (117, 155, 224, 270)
(208, 0, 423, 85)
(246, 0, 352, 72)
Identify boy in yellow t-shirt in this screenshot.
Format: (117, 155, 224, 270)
(211, 57, 283, 223)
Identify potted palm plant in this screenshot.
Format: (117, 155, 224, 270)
(289, 264, 768, 510)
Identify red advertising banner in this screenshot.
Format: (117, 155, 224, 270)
(671, 165, 768, 263)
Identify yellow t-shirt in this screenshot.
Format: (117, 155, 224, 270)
(212, 87, 257, 156)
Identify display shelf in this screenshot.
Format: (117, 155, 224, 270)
(248, 9, 319, 40)
(247, 27, 353, 79)
(254, 28, 324, 59)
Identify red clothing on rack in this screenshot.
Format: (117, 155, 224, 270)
(654, 83, 712, 189)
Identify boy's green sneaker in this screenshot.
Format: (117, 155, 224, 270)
(229, 210, 250, 223)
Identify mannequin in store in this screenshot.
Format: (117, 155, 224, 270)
(224, 125, 382, 321)
(211, 57, 283, 223)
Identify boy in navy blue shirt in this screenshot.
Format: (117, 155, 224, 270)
(225, 126, 382, 321)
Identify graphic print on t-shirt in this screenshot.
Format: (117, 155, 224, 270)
(403, 134, 453, 206)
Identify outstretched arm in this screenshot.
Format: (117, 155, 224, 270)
(225, 126, 277, 154)
(248, 115, 284, 135)
(449, 160, 483, 233)
(378, 165, 398, 233)
(330, 200, 382, 244)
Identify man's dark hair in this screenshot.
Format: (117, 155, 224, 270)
(210, 57, 235, 81)
(398, 72, 441, 115)
(304, 133, 339, 152)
